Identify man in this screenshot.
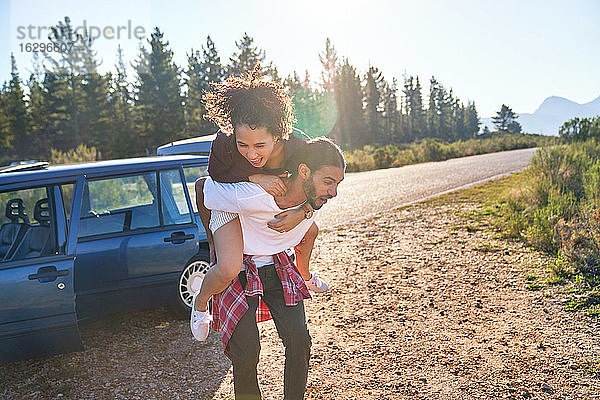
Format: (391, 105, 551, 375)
(194, 137, 345, 400)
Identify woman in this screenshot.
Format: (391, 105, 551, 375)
(191, 64, 328, 340)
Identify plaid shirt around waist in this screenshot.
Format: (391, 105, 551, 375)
(210, 251, 311, 356)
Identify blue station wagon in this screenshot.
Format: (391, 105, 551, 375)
(0, 155, 211, 362)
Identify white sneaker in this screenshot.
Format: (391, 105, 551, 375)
(190, 290, 212, 341)
(304, 273, 329, 293)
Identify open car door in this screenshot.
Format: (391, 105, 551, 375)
(0, 182, 83, 362)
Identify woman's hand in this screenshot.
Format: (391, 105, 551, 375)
(249, 174, 287, 197)
(268, 207, 306, 233)
(208, 243, 216, 266)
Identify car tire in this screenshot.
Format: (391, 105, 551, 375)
(170, 253, 211, 319)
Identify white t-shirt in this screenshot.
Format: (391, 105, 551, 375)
(203, 178, 315, 258)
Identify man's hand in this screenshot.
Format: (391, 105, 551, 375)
(267, 207, 305, 233)
(249, 174, 287, 197)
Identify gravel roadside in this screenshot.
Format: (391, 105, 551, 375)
(2, 185, 599, 399)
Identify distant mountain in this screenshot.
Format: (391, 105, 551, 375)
(481, 95, 600, 135)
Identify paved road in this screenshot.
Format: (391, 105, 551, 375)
(315, 147, 537, 228)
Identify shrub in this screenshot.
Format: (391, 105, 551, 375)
(502, 139, 600, 306)
(415, 138, 446, 162)
(51, 144, 101, 165)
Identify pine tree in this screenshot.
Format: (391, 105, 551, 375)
(403, 75, 425, 141)
(185, 35, 224, 136)
(45, 17, 86, 148)
(438, 86, 453, 141)
(363, 65, 385, 145)
(42, 70, 73, 151)
(107, 45, 135, 157)
(332, 58, 364, 148)
(464, 101, 480, 138)
(292, 87, 336, 139)
(492, 104, 518, 133)
(427, 77, 453, 141)
(452, 97, 466, 141)
(201, 36, 225, 85)
(78, 34, 112, 155)
(5, 54, 30, 159)
(0, 85, 12, 158)
(133, 27, 185, 152)
(412, 77, 425, 139)
(302, 70, 311, 90)
(382, 78, 400, 144)
(185, 50, 204, 137)
(228, 33, 272, 78)
(507, 120, 522, 134)
(319, 38, 337, 93)
(42, 17, 111, 154)
(27, 52, 51, 159)
(284, 71, 303, 96)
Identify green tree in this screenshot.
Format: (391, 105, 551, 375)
(363, 65, 386, 145)
(292, 87, 336, 139)
(427, 77, 453, 140)
(452, 97, 466, 141)
(403, 75, 425, 141)
(464, 101, 481, 139)
(332, 58, 365, 148)
(45, 17, 87, 148)
(4, 54, 30, 160)
(507, 120, 522, 134)
(382, 78, 401, 144)
(185, 35, 224, 136)
(426, 77, 440, 140)
(133, 27, 185, 153)
(79, 42, 112, 155)
(284, 70, 303, 95)
(319, 38, 337, 93)
(492, 104, 518, 133)
(0, 87, 12, 158)
(43, 17, 111, 154)
(107, 45, 135, 157)
(26, 52, 51, 159)
(227, 33, 272, 78)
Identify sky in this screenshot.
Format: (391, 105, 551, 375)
(1, 0, 599, 118)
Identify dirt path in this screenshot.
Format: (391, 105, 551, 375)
(214, 198, 600, 399)
(2, 196, 599, 399)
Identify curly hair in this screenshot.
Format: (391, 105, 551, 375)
(202, 63, 296, 139)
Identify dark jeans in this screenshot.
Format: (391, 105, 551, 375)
(228, 264, 312, 400)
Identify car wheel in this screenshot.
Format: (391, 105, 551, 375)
(170, 255, 211, 319)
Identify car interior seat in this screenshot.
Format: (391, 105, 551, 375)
(11, 198, 54, 260)
(0, 198, 30, 261)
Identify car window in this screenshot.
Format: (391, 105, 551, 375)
(182, 165, 208, 213)
(78, 172, 159, 237)
(61, 183, 74, 226)
(160, 169, 192, 225)
(0, 186, 59, 262)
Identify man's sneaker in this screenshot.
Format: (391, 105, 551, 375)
(190, 290, 212, 341)
(304, 273, 329, 293)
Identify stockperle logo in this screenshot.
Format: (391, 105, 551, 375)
(16, 20, 146, 41)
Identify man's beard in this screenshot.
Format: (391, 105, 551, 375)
(302, 175, 331, 210)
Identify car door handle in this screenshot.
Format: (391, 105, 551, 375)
(28, 266, 69, 282)
(164, 232, 195, 244)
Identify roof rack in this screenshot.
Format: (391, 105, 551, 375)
(0, 161, 49, 174)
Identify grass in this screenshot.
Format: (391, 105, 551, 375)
(526, 282, 544, 291)
(427, 169, 599, 315)
(474, 242, 501, 253)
